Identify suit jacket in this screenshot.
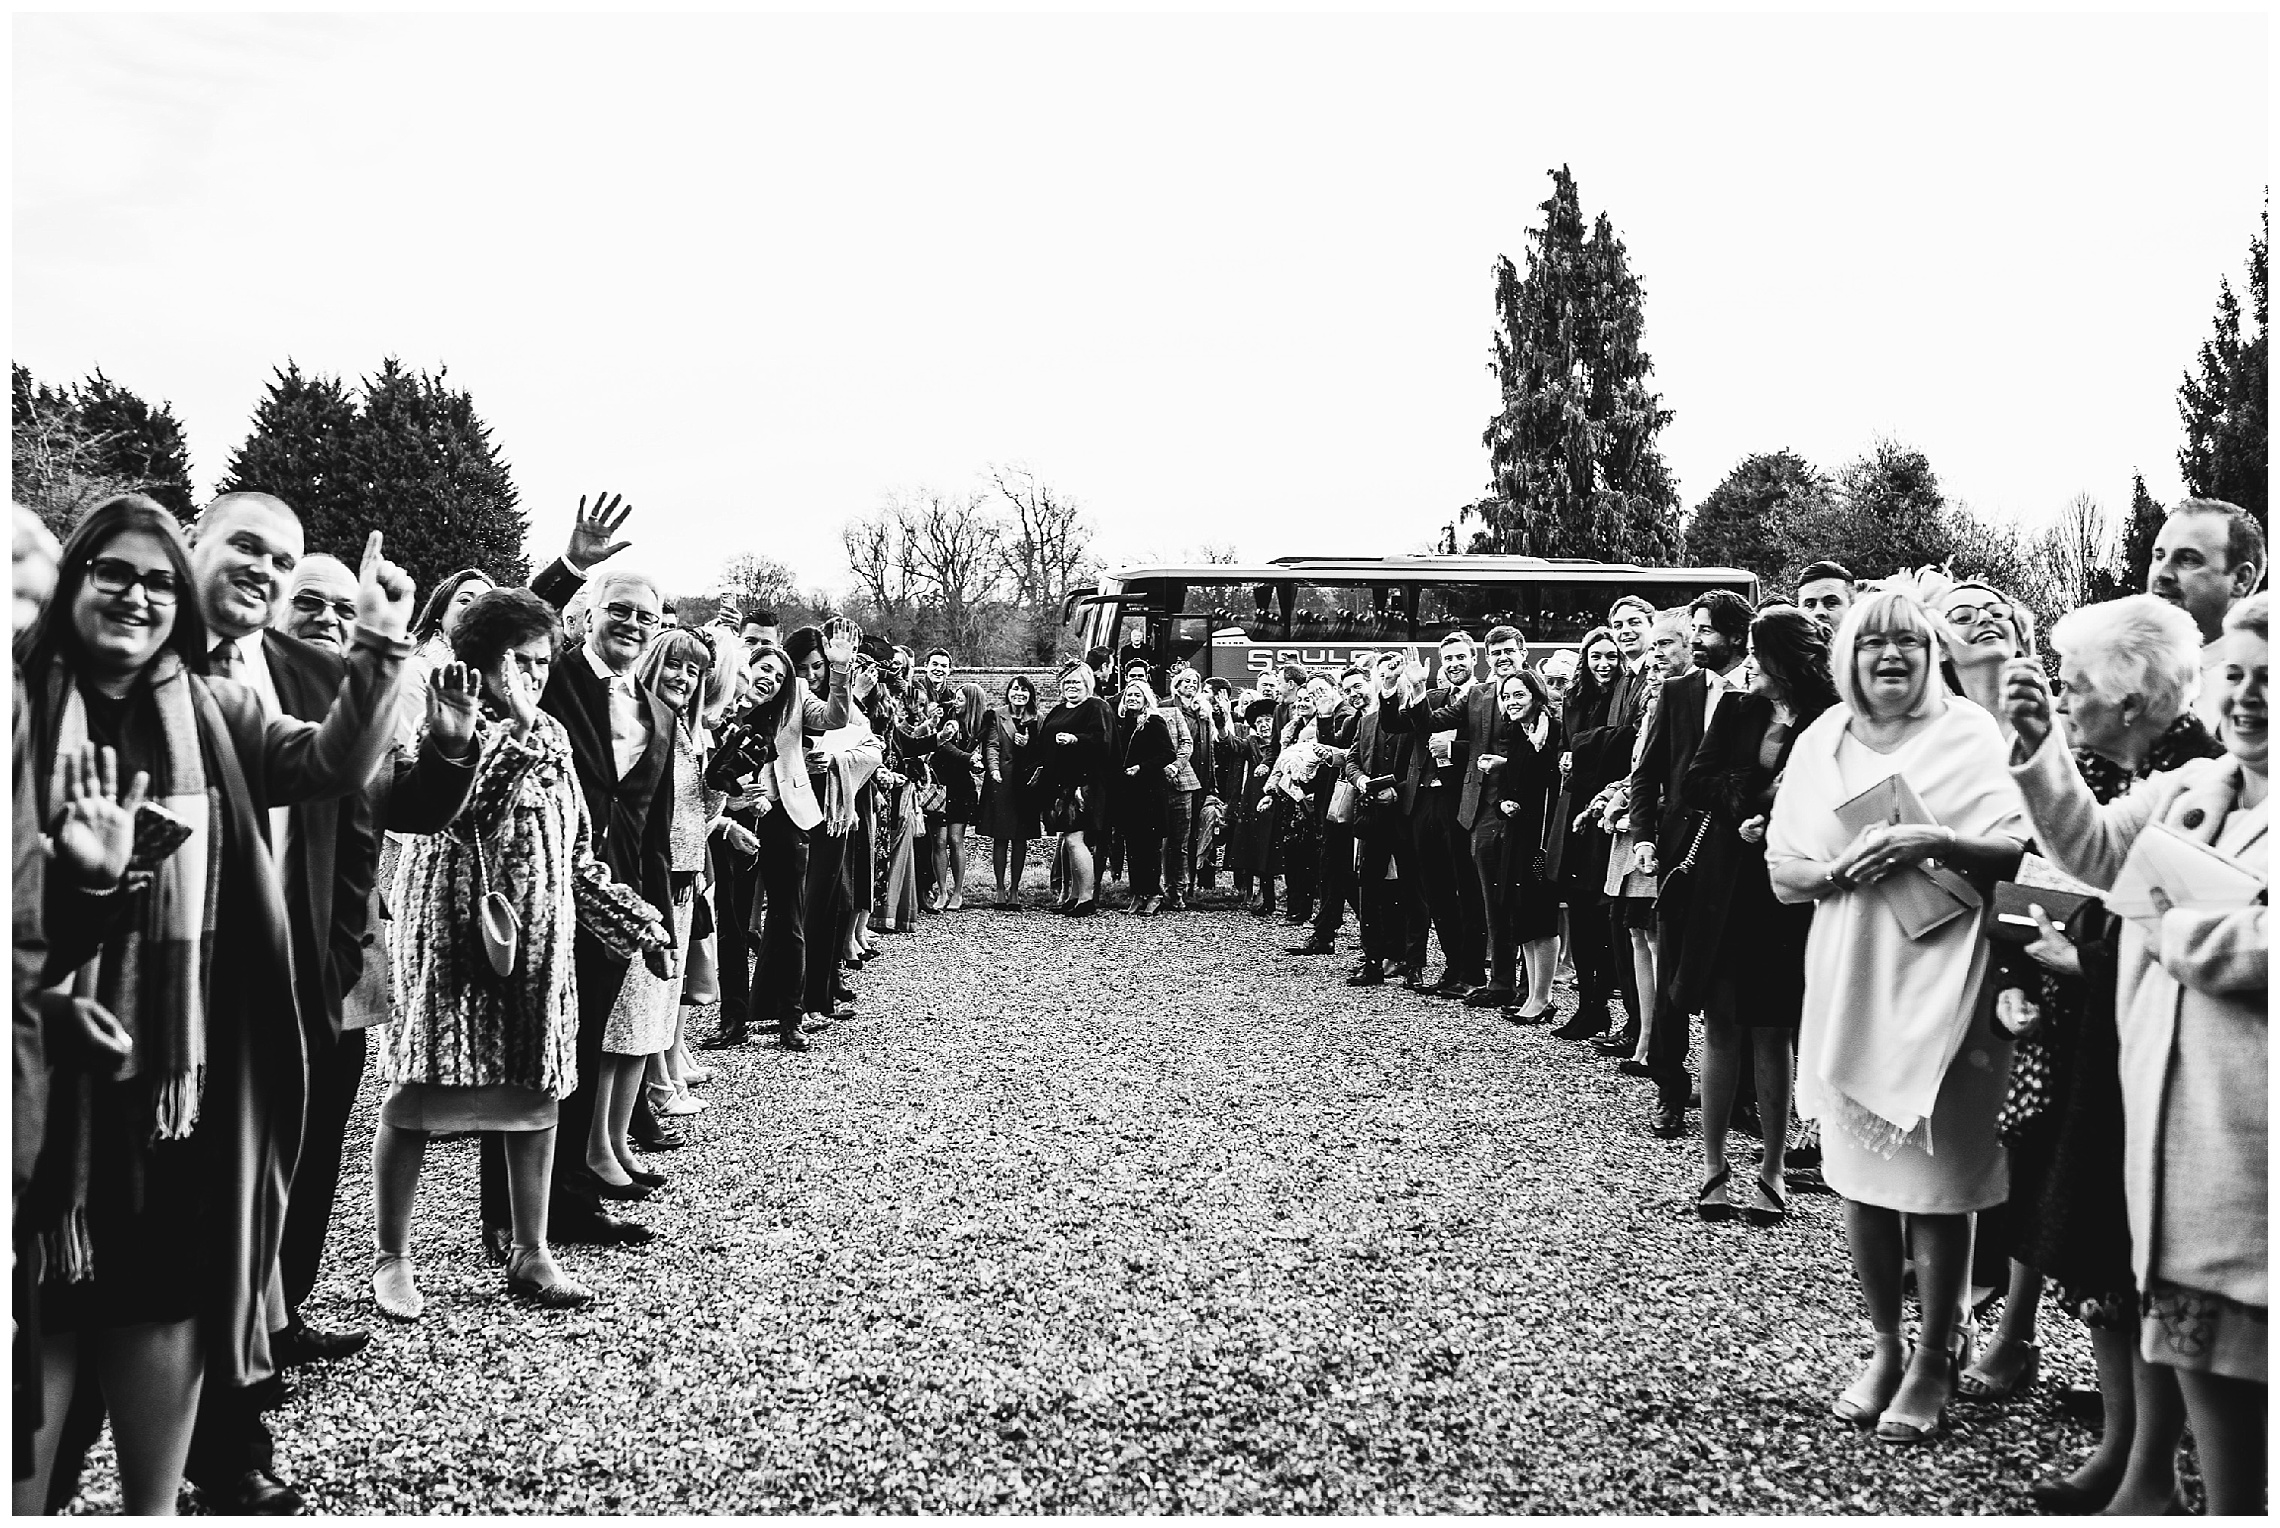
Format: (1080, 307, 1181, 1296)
(264, 630, 479, 1043)
(1627, 667, 1716, 867)
(531, 561, 677, 948)
(1390, 681, 1509, 831)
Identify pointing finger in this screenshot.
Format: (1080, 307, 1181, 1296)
(360, 531, 383, 580)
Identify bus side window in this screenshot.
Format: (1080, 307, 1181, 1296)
(1289, 582, 1405, 643)
(1415, 582, 1524, 643)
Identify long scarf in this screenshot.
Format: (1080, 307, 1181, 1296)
(37, 652, 222, 1280)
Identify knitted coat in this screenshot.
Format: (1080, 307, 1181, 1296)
(385, 711, 656, 1098)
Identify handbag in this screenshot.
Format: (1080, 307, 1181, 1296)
(1327, 776, 1360, 826)
(467, 817, 520, 981)
(1043, 783, 1086, 834)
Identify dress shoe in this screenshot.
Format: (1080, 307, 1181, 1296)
(698, 1023, 749, 1051)
(1593, 1025, 1640, 1056)
(632, 1121, 686, 1151)
(1429, 974, 1474, 999)
(1464, 986, 1517, 1009)
(581, 1166, 654, 1203)
(779, 1028, 810, 1052)
(1553, 1006, 1610, 1041)
(506, 1248, 595, 1310)
(1401, 969, 1434, 993)
(552, 1207, 654, 1246)
(622, 1162, 666, 1190)
(203, 1468, 306, 1515)
(1617, 1058, 1654, 1077)
(481, 1223, 514, 1266)
(1652, 1103, 1688, 1139)
(1163, 895, 1188, 912)
(1282, 909, 1313, 926)
(272, 1316, 370, 1368)
(833, 983, 858, 1004)
(1346, 959, 1387, 987)
(802, 1014, 834, 1035)
(1505, 1005, 1551, 1025)
(1288, 934, 1336, 956)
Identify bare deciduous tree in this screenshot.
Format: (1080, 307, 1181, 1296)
(989, 463, 1099, 661)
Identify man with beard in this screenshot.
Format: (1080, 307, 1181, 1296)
(2146, 498, 2265, 731)
(1626, 590, 1751, 1139)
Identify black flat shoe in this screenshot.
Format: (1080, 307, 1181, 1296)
(200, 1467, 307, 1516)
(1346, 961, 1387, 987)
(2027, 1475, 2116, 1515)
(779, 1029, 810, 1052)
(697, 1025, 749, 1050)
(583, 1168, 653, 1202)
(272, 1316, 371, 1368)
(1696, 1165, 1735, 1221)
(622, 1163, 666, 1190)
(1617, 1058, 1654, 1077)
(506, 1251, 595, 1311)
(551, 1208, 654, 1246)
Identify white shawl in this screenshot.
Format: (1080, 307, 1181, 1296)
(1765, 698, 2026, 1155)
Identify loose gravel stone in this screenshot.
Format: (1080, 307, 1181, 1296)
(60, 887, 2158, 1514)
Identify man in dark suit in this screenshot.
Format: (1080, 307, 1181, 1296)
(1340, 652, 1414, 987)
(1288, 666, 1369, 955)
(1387, 627, 1529, 999)
(1625, 590, 1752, 1137)
(178, 498, 481, 1515)
(486, 493, 678, 1253)
(1382, 635, 1484, 994)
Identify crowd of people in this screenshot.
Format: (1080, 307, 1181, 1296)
(8, 482, 2267, 1514)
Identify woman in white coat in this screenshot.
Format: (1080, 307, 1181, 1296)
(2003, 591, 2267, 1515)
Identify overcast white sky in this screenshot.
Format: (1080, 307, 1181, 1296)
(14, 11, 2268, 599)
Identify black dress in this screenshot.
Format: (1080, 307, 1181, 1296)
(1037, 701, 1109, 845)
(1491, 718, 1560, 941)
(1674, 690, 1813, 1031)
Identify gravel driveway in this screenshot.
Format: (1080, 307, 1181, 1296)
(65, 891, 2115, 1514)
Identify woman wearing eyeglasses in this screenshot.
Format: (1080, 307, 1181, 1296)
(15, 495, 416, 1514)
(1765, 586, 2028, 1445)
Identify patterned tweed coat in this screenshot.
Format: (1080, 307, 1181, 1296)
(385, 711, 657, 1098)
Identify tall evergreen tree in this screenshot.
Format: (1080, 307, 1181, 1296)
(10, 363, 196, 528)
(1684, 450, 1829, 579)
(222, 359, 528, 596)
(1465, 167, 1680, 562)
(2118, 470, 2165, 594)
(2178, 203, 2268, 528)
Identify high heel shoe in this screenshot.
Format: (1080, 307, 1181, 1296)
(1832, 1340, 1907, 1427)
(506, 1246, 594, 1310)
(1956, 1338, 2040, 1401)
(1877, 1333, 1968, 1444)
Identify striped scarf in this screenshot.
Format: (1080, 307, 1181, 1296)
(36, 651, 221, 1281)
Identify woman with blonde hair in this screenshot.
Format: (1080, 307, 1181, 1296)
(1038, 661, 1110, 915)
(1765, 585, 2027, 1444)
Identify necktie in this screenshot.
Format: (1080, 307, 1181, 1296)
(210, 639, 239, 679)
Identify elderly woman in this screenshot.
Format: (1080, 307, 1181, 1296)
(1038, 662, 1110, 915)
(1765, 586, 2027, 1445)
(376, 590, 671, 1318)
(17, 498, 414, 1513)
(1677, 606, 1839, 1224)
(2004, 593, 2268, 1516)
(1986, 595, 2222, 1513)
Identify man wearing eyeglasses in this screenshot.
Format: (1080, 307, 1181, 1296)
(275, 555, 360, 653)
(495, 491, 681, 1256)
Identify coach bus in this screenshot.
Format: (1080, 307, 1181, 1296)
(1064, 555, 1759, 688)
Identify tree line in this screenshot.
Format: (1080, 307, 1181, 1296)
(14, 187, 2262, 654)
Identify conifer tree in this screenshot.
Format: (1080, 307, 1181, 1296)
(222, 359, 528, 595)
(1684, 450, 1829, 579)
(1466, 167, 1680, 562)
(2178, 203, 2268, 528)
